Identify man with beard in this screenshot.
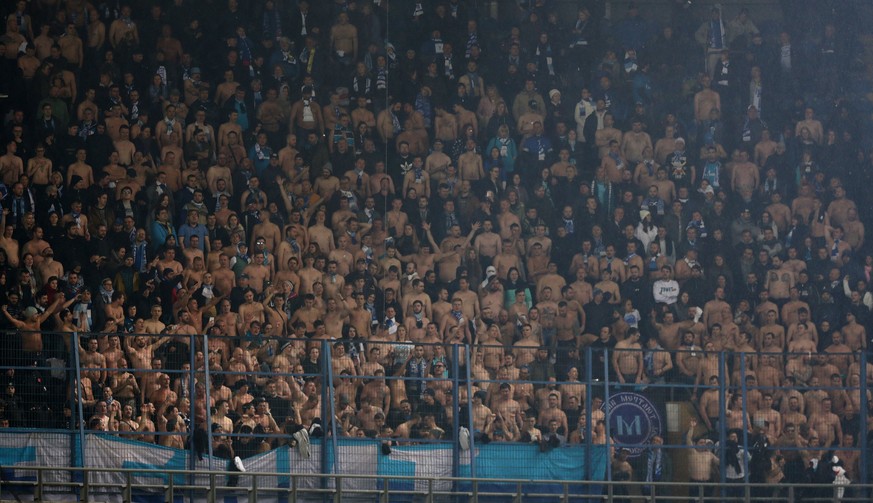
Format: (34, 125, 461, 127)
(390, 141, 414, 190)
(377, 101, 403, 146)
(675, 331, 702, 400)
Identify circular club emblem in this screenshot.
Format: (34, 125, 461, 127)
(601, 392, 662, 457)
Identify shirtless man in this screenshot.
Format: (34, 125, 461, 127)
(651, 167, 676, 204)
(676, 331, 703, 391)
(826, 185, 857, 229)
(697, 375, 723, 431)
(612, 328, 643, 385)
(512, 325, 540, 368)
(2, 296, 62, 353)
(693, 76, 721, 122)
(808, 398, 842, 448)
(104, 291, 126, 327)
(457, 140, 484, 181)
(730, 150, 759, 202)
(124, 334, 169, 388)
(754, 129, 778, 167)
(349, 93, 375, 127)
(842, 312, 867, 352)
(80, 337, 107, 386)
(795, 108, 823, 145)
(141, 305, 165, 335)
(20, 228, 48, 270)
(633, 147, 660, 191)
(360, 368, 391, 414)
(287, 293, 319, 333)
(110, 357, 140, 406)
(620, 119, 653, 165)
(206, 153, 234, 197)
(248, 210, 281, 252)
(238, 288, 266, 327)
(330, 12, 358, 63)
(594, 113, 622, 159)
(58, 23, 85, 69)
(307, 209, 336, 253)
(66, 148, 94, 188)
(751, 393, 781, 442)
(686, 419, 719, 483)
(109, 6, 139, 49)
(25, 141, 53, 186)
(842, 208, 865, 251)
(216, 299, 242, 338)
(289, 88, 324, 134)
(492, 383, 522, 426)
(470, 219, 499, 264)
(538, 392, 569, 435)
(824, 332, 852, 378)
(702, 287, 731, 328)
(492, 238, 524, 281)
(765, 257, 795, 302)
(343, 292, 371, 339)
(600, 140, 628, 183)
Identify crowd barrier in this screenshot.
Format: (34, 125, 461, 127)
(0, 330, 868, 500)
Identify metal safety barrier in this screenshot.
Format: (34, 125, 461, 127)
(0, 465, 869, 502)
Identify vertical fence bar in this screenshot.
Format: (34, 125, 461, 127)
(717, 351, 727, 493)
(320, 339, 331, 501)
(81, 466, 89, 502)
(188, 334, 198, 497)
(740, 354, 749, 484)
(584, 346, 592, 481)
(861, 350, 868, 486)
(208, 473, 216, 503)
(603, 347, 612, 482)
(35, 467, 42, 501)
(451, 343, 460, 499)
(327, 342, 339, 481)
(72, 332, 87, 498)
(202, 334, 214, 464)
(68, 334, 79, 471)
(464, 343, 476, 480)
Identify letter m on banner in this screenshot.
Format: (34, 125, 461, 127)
(616, 415, 642, 436)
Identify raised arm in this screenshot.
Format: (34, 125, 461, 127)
(462, 221, 481, 250)
(277, 178, 294, 214)
(686, 418, 698, 447)
(394, 353, 412, 377)
(1, 306, 25, 328)
(149, 335, 171, 351)
(422, 222, 440, 251)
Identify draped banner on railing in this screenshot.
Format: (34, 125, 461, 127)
(0, 431, 73, 488)
(459, 444, 608, 503)
(0, 432, 608, 502)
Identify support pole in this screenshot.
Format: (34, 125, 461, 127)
(72, 332, 87, 498)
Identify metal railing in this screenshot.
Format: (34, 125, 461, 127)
(0, 465, 868, 503)
(0, 330, 869, 492)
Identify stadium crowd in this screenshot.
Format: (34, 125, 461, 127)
(0, 0, 872, 490)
